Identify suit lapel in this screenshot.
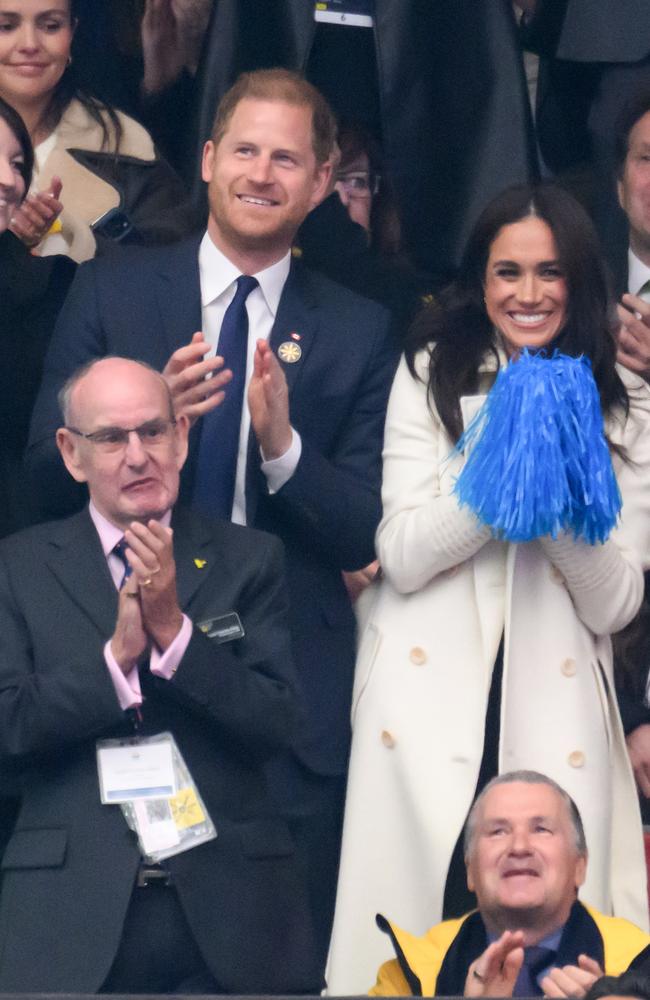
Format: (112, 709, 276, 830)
(154, 235, 203, 358)
(44, 509, 117, 637)
(172, 507, 217, 609)
(245, 261, 319, 524)
(269, 260, 319, 397)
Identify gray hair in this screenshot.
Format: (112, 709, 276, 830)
(463, 770, 587, 860)
(58, 357, 174, 425)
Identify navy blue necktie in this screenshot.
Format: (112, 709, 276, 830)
(513, 946, 556, 997)
(113, 538, 133, 589)
(192, 275, 259, 519)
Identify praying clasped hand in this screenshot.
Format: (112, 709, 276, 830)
(122, 520, 184, 651)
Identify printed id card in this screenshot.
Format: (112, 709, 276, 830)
(97, 732, 216, 862)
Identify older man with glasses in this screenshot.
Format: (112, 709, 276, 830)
(0, 356, 320, 994)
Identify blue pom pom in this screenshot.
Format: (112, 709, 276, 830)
(452, 350, 621, 543)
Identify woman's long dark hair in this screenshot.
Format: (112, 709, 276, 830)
(34, 0, 123, 151)
(0, 96, 33, 194)
(407, 183, 628, 443)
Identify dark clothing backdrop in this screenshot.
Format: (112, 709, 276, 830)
(192, 0, 537, 276)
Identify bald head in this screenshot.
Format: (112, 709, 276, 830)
(59, 358, 174, 427)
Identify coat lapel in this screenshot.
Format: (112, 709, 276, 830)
(268, 261, 319, 397)
(460, 379, 508, 667)
(171, 507, 217, 609)
(44, 510, 117, 637)
(245, 261, 319, 524)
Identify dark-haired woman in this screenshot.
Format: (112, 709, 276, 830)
(0, 0, 192, 262)
(327, 183, 650, 994)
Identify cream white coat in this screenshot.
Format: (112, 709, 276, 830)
(326, 351, 650, 996)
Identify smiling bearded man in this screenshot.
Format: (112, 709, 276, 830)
(370, 772, 650, 999)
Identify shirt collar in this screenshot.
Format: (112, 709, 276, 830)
(487, 925, 562, 953)
(627, 247, 650, 296)
(198, 231, 290, 318)
(89, 500, 172, 557)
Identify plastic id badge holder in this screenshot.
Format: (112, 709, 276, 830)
(314, 1, 374, 27)
(97, 731, 216, 862)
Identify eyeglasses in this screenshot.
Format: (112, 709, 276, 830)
(66, 418, 176, 453)
(335, 170, 380, 199)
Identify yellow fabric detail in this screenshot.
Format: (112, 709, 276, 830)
(369, 914, 470, 996)
(369, 906, 650, 996)
(586, 904, 650, 974)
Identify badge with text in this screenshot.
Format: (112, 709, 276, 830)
(314, 0, 374, 27)
(97, 738, 176, 803)
(197, 611, 245, 643)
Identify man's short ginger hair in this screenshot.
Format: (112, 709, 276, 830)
(210, 68, 337, 165)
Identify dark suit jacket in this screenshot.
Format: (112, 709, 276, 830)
(525, 0, 650, 63)
(0, 506, 320, 993)
(0, 232, 75, 539)
(190, 0, 536, 275)
(26, 237, 397, 776)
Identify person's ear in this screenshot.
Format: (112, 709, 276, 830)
(173, 413, 190, 471)
(56, 427, 89, 483)
(202, 140, 216, 184)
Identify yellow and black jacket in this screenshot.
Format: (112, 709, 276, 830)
(370, 902, 650, 996)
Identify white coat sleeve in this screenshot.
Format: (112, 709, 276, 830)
(539, 374, 650, 635)
(377, 352, 491, 594)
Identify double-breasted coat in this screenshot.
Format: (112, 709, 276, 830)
(326, 351, 650, 995)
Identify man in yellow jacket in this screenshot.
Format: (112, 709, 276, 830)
(371, 771, 650, 997)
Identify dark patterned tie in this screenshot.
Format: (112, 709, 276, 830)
(192, 275, 259, 519)
(113, 538, 133, 589)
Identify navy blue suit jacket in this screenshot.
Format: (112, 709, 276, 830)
(27, 236, 397, 776)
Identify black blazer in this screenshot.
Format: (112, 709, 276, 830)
(526, 0, 650, 63)
(0, 232, 74, 538)
(0, 506, 320, 992)
(26, 238, 397, 775)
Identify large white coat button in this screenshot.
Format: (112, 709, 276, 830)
(561, 658, 577, 677)
(381, 730, 396, 749)
(409, 646, 427, 666)
(568, 750, 585, 768)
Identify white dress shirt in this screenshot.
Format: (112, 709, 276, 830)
(198, 232, 301, 524)
(627, 247, 650, 299)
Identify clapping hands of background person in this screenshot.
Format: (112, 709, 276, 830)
(141, 0, 212, 95)
(9, 176, 62, 250)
